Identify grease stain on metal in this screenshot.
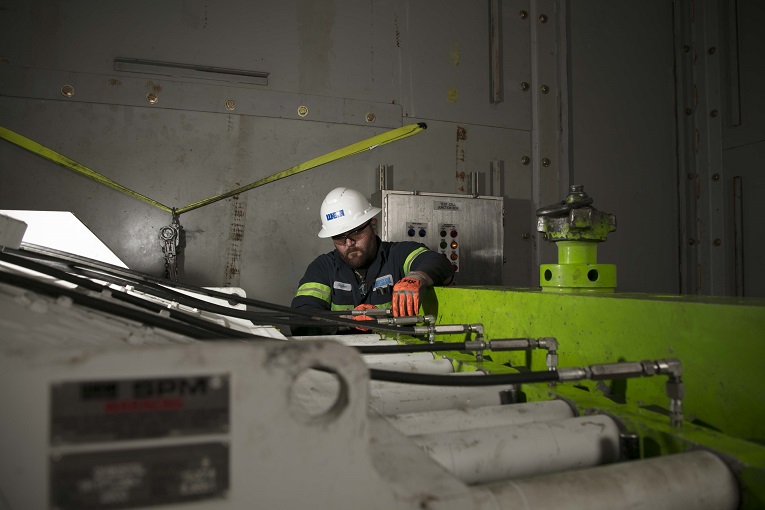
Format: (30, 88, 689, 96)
(224, 189, 247, 286)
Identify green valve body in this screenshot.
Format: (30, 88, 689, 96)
(537, 185, 617, 292)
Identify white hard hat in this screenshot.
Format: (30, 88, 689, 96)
(318, 187, 381, 238)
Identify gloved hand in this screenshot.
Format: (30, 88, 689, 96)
(352, 303, 377, 331)
(392, 274, 425, 317)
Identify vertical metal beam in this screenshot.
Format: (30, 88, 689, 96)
(489, 0, 504, 104)
(725, 0, 742, 128)
(733, 175, 744, 296)
(674, 0, 696, 294)
(490, 159, 505, 196)
(675, 0, 729, 295)
(530, 0, 569, 287)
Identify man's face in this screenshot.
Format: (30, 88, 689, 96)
(332, 219, 378, 269)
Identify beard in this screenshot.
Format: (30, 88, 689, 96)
(338, 238, 377, 269)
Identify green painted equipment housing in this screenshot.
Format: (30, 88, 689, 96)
(416, 286, 765, 509)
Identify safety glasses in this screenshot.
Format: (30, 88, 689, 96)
(332, 220, 372, 244)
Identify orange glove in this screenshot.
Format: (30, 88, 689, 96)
(352, 303, 377, 331)
(392, 276, 424, 317)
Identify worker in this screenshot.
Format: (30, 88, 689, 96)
(290, 187, 454, 335)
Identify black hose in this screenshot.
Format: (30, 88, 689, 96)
(368, 368, 559, 386)
(356, 342, 468, 354)
(0, 270, 248, 340)
(2, 247, 418, 334)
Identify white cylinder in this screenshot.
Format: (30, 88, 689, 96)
(365, 358, 454, 374)
(290, 334, 391, 346)
(369, 383, 508, 415)
(362, 352, 437, 364)
(412, 414, 621, 484)
(385, 400, 575, 436)
(483, 450, 739, 510)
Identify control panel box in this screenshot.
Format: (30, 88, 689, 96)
(372, 190, 503, 285)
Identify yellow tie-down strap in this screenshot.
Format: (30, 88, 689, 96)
(0, 122, 427, 216)
(0, 125, 174, 213)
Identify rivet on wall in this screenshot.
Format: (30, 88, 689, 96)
(521, 156, 530, 165)
(519, 10, 528, 19)
(366, 112, 376, 123)
(225, 99, 236, 111)
(60, 85, 75, 97)
(542, 158, 551, 167)
(521, 82, 529, 91)
(146, 92, 159, 105)
(540, 85, 550, 94)
(297, 105, 309, 117)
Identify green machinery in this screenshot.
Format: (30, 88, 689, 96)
(414, 186, 765, 508)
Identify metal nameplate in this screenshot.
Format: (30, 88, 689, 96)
(50, 375, 229, 445)
(434, 201, 460, 211)
(50, 442, 229, 510)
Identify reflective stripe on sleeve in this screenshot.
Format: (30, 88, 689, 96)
(403, 247, 428, 275)
(295, 282, 331, 303)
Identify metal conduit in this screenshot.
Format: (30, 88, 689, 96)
(411, 414, 621, 484)
(385, 400, 575, 436)
(483, 450, 739, 510)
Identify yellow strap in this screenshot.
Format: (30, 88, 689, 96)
(175, 122, 426, 214)
(0, 125, 174, 213)
(0, 122, 427, 216)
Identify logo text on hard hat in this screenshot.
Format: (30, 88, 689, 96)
(326, 210, 345, 221)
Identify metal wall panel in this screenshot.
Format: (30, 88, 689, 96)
(373, 190, 504, 285)
(0, 0, 532, 307)
(567, 1, 679, 294)
(399, 0, 532, 129)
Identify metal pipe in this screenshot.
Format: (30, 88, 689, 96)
(385, 400, 575, 436)
(369, 384, 509, 415)
(412, 415, 621, 484)
(362, 352, 437, 364)
(483, 450, 738, 510)
(365, 358, 454, 375)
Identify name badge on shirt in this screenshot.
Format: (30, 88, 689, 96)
(333, 281, 353, 291)
(372, 274, 394, 290)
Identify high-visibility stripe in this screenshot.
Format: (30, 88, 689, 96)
(330, 301, 392, 312)
(295, 282, 331, 303)
(403, 247, 428, 274)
